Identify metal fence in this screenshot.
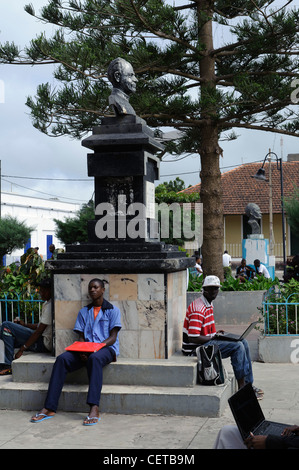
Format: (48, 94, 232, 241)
(224, 242, 284, 259)
(0, 293, 43, 325)
(262, 290, 299, 336)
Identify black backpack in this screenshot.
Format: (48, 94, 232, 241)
(196, 344, 225, 385)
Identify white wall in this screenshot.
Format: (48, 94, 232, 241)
(1, 192, 80, 263)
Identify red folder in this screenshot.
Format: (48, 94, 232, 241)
(65, 341, 106, 353)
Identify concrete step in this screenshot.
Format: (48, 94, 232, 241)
(0, 353, 236, 417)
(0, 375, 235, 417)
(11, 353, 198, 387)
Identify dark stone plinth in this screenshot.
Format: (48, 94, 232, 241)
(81, 115, 163, 244)
(49, 256, 193, 274)
(49, 115, 193, 275)
(82, 115, 163, 154)
(49, 241, 193, 274)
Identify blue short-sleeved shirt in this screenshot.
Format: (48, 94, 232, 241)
(73, 298, 121, 356)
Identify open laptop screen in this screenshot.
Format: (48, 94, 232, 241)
(228, 384, 264, 439)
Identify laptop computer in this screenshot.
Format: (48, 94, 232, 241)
(214, 321, 259, 342)
(228, 383, 291, 440)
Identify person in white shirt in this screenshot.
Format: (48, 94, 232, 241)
(222, 250, 231, 267)
(223, 250, 232, 278)
(253, 259, 270, 279)
(195, 256, 203, 274)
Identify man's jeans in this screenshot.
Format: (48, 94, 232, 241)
(205, 338, 253, 384)
(0, 321, 47, 366)
(44, 347, 115, 412)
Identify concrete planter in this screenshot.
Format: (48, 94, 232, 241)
(258, 335, 299, 363)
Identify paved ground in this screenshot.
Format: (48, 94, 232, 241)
(0, 362, 298, 452)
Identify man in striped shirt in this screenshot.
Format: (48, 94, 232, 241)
(182, 275, 263, 396)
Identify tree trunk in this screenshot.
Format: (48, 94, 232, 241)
(200, 126, 224, 280)
(198, 0, 224, 280)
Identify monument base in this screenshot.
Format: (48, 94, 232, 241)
(242, 236, 269, 265)
(49, 244, 192, 359)
(242, 237, 275, 279)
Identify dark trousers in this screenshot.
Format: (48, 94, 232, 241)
(44, 347, 115, 412)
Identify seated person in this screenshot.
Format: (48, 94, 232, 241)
(182, 275, 263, 398)
(214, 423, 299, 449)
(253, 259, 270, 278)
(236, 258, 254, 282)
(195, 256, 203, 275)
(30, 278, 121, 426)
(284, 254, 299, 283)
(0, 278, 52, 376)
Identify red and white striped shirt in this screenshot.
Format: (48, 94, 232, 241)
(182, 295, 216, 355)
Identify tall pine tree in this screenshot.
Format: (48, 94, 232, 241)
(1, 0, 298, 277)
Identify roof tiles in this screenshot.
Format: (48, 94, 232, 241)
(180, 161, 299, 215)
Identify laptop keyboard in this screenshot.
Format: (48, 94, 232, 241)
(256, 421, 286, 436)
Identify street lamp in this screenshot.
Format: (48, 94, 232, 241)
(251, 150, 286, 277)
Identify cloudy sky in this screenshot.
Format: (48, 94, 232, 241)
(0, 1, 298, 206)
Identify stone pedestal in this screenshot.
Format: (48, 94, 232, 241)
(53, 270, 187, 358)
(49, 115, 192, 359)
(242, 236, 275, 279)
(242, 236, 269, 265)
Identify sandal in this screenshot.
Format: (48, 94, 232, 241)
(253, 386, 264, 399)
(83, 416, 101, 426)
(0, 368, 12, 376)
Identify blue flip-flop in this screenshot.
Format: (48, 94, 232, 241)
(31, 413, 54, 423)
(83, 416, 101, 426)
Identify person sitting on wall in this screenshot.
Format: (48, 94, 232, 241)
(236, 258, 254, 282)
(195, 256, 203, 275)
(30, 278, 122, 426)
(284, 254, 299, 283)
(182, 275, 263, 398)
(253, 259, 270, 279)
(0, 278, 53, 376)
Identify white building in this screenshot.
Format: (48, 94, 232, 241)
(1, 192, 80, 264)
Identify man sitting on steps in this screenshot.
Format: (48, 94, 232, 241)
(30, 278, 121, 426)
(182, 275, 263, 399)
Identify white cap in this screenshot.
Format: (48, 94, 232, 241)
(202, 275, 221, 287)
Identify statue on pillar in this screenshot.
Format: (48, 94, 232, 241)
(107, 57, 138, 116)
(245, 203, 262, 235)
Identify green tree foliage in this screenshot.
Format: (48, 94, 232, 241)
(0, 216, 33, 265)
(155, 177, 199, 203)
(1, 1, 298, 277)
(54, 199, 95, 244)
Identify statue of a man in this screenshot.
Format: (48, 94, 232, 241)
(245, 203, 262, 235)
(107, 58, 138, 116)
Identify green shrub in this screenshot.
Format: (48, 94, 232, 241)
(188, 273, 279, 292)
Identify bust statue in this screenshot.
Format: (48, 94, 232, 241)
(107, 58, 137, 116)
(245, 203, 262, 235)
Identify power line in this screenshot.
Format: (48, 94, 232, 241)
(2, 174, 91, 181)
(160, 159, 263, 178)
(1, 178, 90, 202)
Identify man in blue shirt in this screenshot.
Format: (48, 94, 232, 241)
(31, 278, 121, 425)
